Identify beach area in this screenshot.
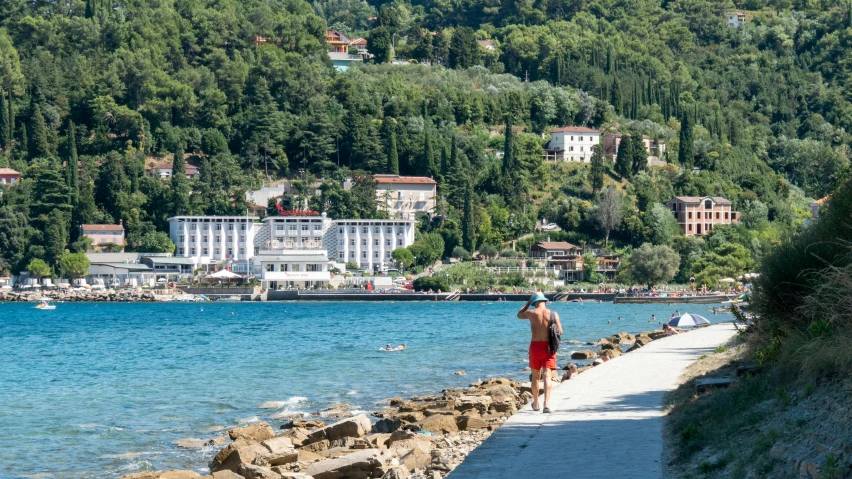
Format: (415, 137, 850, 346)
(0, 301, 733, 479)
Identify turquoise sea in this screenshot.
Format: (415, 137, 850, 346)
(0, 301, 731, 478)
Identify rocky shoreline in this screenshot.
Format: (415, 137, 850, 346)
(117, 328, 674, 479)
(0, 290, 157, 302)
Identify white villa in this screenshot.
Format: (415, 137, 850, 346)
(544, 126, 602, 162)
(374, 175, 437, 220)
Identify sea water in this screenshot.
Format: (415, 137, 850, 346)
(0, 301, 731, 478)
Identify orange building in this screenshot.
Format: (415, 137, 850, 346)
(82, 222, 126, 251)
(667, 196, 739, 236)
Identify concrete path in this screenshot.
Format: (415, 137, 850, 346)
(449, 323, 738, 479)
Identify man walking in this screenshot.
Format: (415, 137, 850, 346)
(517, 292, 563, 413)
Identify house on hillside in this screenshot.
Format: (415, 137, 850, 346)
(602, 133, 666, 159)
(477, 39, 495, 51)
(726, 12, 746, 27)
(810, 195, 830, 218)
(82, 222, 126, 251)
(374, 175, 437, 220)
(0, 168, 20, 185)
(667, 196, 739, 236)
(146, 154, 200, 179)
(544, 126, 602, 163)
(529, 241, 582, 259)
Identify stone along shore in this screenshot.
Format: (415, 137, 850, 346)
(118, 329, 673, 479)
(0, 290, 157, 302)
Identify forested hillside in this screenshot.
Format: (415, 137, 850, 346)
(0, 0, 848, 284)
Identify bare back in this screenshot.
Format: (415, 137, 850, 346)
(519, 305, 561, 341)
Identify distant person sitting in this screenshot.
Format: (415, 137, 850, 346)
(663, 324, 679, 336)
(561, 363, 579, 380)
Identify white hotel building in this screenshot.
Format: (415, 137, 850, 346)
(167, 215, 415, 288)
(545, 126, 602, 162)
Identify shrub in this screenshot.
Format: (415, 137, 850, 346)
(500, 272, 527, 287)
(478, 243, 499, 258)
(500, 248, 519, 258)
(451, 246, 472, 261)
(487, 259, 520, 268)
(413, 276, 449, 292)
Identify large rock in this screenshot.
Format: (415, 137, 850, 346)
(278, 428, 311, 447)
(305, 414, 371, 445)
(385, 430, 433, 455)
(609, 332, 636, 344)
(236, 465, 279, 479)
(261, 437, 294, 455)
(175, 438, 207, 449)
(648, 330, 667, 340)
(305, 449, 388, 479)
(416, 414, 458, 435)
(212, 437, 269, 473)
(229, 422, 275, 442)
(381, 467, 410, 479)
(455, 416, 487, 431)
(211, 472, 246, 479)
(570, 350, 596, 360)
(372, 418, 401, 434)
(399, 447, 430, 470)
(160, 472, 202, 479)
(363, 433, 391, 448)
(454, 395, 492, 414)
(598, 347, 622, 359)
(299, 439, 330, 453)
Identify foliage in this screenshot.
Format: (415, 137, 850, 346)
(627, 243, 681, 288)
(26, 258, 50, 279)
(478, 243, 499, 258)
(594, 187, 623, 247)
(451, 246, 471, 260)
(412, 275, 449, 291)
(58, 252, 90, 279)
(391, 247, 415, 269)
(138, 232, 176, 254)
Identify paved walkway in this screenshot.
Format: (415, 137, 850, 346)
(449, 323, 738, 479)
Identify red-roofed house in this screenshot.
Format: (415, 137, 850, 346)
(82, 222, 126, 251)
(529, 241, 582, 259)
(374, 175, 437, 219)
(0, 168, 21, 186)
(666, 196, 739, 236)
(146, 155, 200, 179)
(545, 126, 602, 162)
(810, 195, 830, 218)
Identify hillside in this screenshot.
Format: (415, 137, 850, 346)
(0, 0, 846, 287)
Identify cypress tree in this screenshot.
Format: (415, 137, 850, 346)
(67, 121, 79, 206)
(501, 116, 513, 174)
(462, 177, 475, 253)
(610, 77, 623, 115)
(19, 122, 27, 156)
(171, 143, 191, 215)
(0, 91, 7, 150)
(630, 135, 647, 176)
(440, 145, 448, 179)
(383, 118, 399, 175)
(422, 127, 433, 177)
(85, 0, 94, 18)
(678, 112, 694, 166)
(7, 91, 14, 147)
(589, 145, 605, 194)
(30, 104, 51, 159)
(614, 134, 634, 179)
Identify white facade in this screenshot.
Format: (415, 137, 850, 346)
(374, 175, 437, 220)
(168, 216, 259, 272)
(255, 215, 334, 251)
(333, 219, 416, 270)
(727, 12, 745, 27)
(254, 250, 330, 290)
(547, 127, 602, 163)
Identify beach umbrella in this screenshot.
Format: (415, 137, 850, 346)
(669, 313, 711, 328)
(1, 285, 11, 290)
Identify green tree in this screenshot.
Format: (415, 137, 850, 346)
(368, 27, 394, 63)
(0, 89, 7, 149)
(630, 135, 647, 176)
(448, 27, 480, 69)
(26, 258, 51, 280)
(391, 247, 415, 270)
(383, 118, 399, 174)
(95, 152, 127, 221)
(678, 112, 694, 166)
(645, 203, 682, 245)
(582, 252, 603, 283)
(452, 246, 472, 260)
(462, 178, 475, 253)
(29, 103, 51, 159)
(58, 252, 90, 279)
(614, 135, 634, 178)
(66, 121, 79, 206)
(691, 243, 753, 287)
(479, 243, 499, 258)
(610, 77, 623, 115)
(413, 276, 449, 292)
(588, 144, 605, 194)
(171, 143, 191, 216)
(43, 209, 69, 267)
(595, 187, 623, 247)
(627, 243, 681, 288)
(137, 231, 175, 253)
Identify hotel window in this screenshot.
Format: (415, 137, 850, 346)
(362, 227, 368, 233)
(397, 240, 403, 246)
(190, 224, 196, 230)
(202, 248, 208, 255)
(350, 227, 355, 233)
(386, 227, 392, 233)
(580, 147, 584, 152)
(276, 225, 284, 231)
(202, 235, 208, 242)
(725, 212, 729, 219)
(215, 248, 220, 255)
(688, 225, 693, 232)
(227, 248, 233, 256)
(288, 225, 296, 231)
(215, 236, 220, 242)
(276, 237, 284, 242)
(338, 240, 344, 246)
(579, 136, 583, 141)
(178, 248, 184, 255)
(266, 264, 274, 271)
(687, 212, 692, 219)
(216, 224, 221, 231)
(239, 235, 245, 243)
(239, 248, 245, 254)
(350, 239, 355, 246)
(350, 252, 355, 258)
(190, 235, 196, 242)
(339, 228, 344, 234)
(227, 235, 233, 242)
(190, 248, 196, 255)
(569, 146, 573, 152)
(398, 228, 404, 234)
(339, 252, 344, 259)
(362, 239, 367, 246)
(314, 236, 321, 242)
(374, 239, 379, 246)
(570, 136, 574, 141)
(313, 224, 321, 231)
(179, 235, 184, 242)
(301, 225, 309, 231)
(386, 240, 391, 246)
(715, 212, 720, 219)
(240, 224, 246, 231)
(228, 224, 234, 231)
(386, 252, 391, 258)
(374, 252, 379, 258)
(362, 252, 367, 258)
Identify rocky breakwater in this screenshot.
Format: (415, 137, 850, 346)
(570, 329, 669, 362)
(0, 289, 156, 303)
(120, 378, 530, 479)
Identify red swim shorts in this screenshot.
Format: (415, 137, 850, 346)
(529, 341, 557, 370)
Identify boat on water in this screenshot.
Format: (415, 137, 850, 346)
(34, 298, 56, 310)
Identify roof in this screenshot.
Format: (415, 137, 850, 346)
(86, 252, 145, 263)
(551, 126, 602, 134)
(328, 52, 362, 61)
(374, 175, 437, 185)
(670, 196, 733, 205)
(257, 254, 330, 262)
(145, 257, 196, 265)
(349, 38, 367, 45)
(532, 241, 580, 250)
(812, 195, 831, 205)
(82, 224, 125, 232)
(0, 168, 20, 175)
(96, 263, 152, 271)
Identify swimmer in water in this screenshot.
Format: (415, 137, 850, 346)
(607, 320, 612, 324)
(231, 312, 235, 316)
(385, 343, 393, 351)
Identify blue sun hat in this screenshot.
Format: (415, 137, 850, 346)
(530, 292, 548, 304)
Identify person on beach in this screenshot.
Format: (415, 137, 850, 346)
(561, 363, 579, 380)
(663, 324, 679, 336)
(517, 292, 563, 414)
